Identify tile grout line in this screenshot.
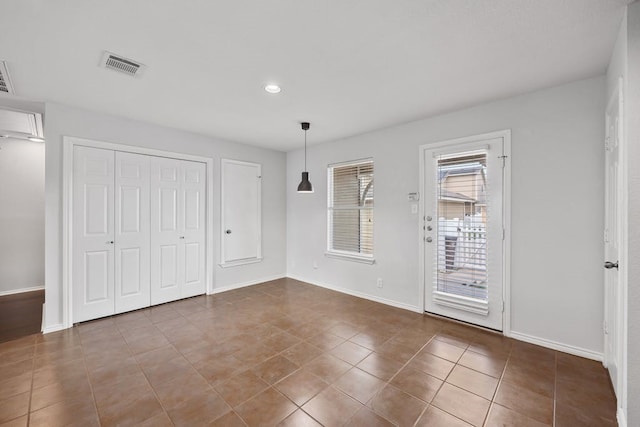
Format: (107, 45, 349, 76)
(415, 334, 480, 427)
(481, 338, 513, 427)
(78, 321, 120, 427)
(162, 297, 290, 425)
(144, 303, 220, 426)
(130, 312, 182, 426)
(356, 328, 447, 426)
(26, 336, 37, 426)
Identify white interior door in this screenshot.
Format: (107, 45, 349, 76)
(73, 146, 115, 322)
(604, 83, 622, 396)
(423, 136, 506, 331)
(114, 151, 150, 313)
(181, 160, 206, 298)
(221, 159, 262, 264)
(150, 157, 183, 304)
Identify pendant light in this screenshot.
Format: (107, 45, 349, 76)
(297, 122, 314, 193)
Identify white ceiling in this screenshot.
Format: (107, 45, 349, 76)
(0, 0, 630, 151)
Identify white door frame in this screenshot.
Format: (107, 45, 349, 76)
(604, 77, 628, 424)
(418, 130, 511, 335)
(62, 136, 214, 329)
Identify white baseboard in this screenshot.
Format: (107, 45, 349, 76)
(42, 323, 66, 334)
(617, 408, 627, 427)
(0, 286, 45, 297)
(509, 331, 603, 361)
(287, 274, 422, 314)
(210, 274, 286, 294)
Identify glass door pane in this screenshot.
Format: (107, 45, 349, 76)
(436, 151, 488, 300)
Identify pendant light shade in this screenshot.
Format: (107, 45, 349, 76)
(297, 122, 314, 193)
(297, 171, 313, 192)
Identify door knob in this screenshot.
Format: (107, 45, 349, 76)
(226, 229, 232, 234)
(604, 261, 618, 270)
(179, 236, 185, 239)
(106, 241, 114, 244)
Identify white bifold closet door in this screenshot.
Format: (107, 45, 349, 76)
(73, 148, 152, 322)
(150, 157, 206, 305)
(73, 146, 116, 323)
(73, 146, 205, 323)
(114, 151, 151, 314)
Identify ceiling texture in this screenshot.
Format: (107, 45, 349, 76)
(0, 0, 631, 151)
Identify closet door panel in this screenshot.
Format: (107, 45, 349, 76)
(181, 160, 206, 298)
(84, 251, 110, 302)
(150, 157, 183, 304)
(73, 146, 115, 323)
(160, 244, 179, 288)
(114, 152, 150, 313)
(119, 248, 141, 295)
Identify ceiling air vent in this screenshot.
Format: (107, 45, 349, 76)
(0, 61, 15, 94)
(100, 51, 145, 77)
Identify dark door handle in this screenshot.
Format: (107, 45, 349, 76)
(604, 261, 618, 270)
(226, 229, 232, 234)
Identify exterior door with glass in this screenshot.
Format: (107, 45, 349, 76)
(423, 133, 508, 331)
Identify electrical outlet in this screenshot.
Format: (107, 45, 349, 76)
(411, 204, 418, 214)
(313, 261, 318, 269)
(377, 278, 383, 288)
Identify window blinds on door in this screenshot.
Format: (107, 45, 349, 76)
(435, 151, 489, 301)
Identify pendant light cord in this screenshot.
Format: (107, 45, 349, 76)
(304, 129, 308, 172)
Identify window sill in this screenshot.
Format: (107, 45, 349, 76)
(219, 257, 263, 268)
(324, 251, 375, 264)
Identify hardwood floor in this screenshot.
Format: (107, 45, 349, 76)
(0, 290, 44, 343)
(0, 279, 617, 426)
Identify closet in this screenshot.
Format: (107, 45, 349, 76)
(72, 145, 206, 323)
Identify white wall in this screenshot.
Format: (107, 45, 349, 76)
(287, 77, 606, 356)
(44, 102, 287, 331)
(0, 138, 44, 294)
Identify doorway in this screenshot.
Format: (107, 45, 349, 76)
(420, 131, 510, 331)
(0, 105, 45, 341)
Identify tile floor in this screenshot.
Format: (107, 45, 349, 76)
(0, 278, 617, 426)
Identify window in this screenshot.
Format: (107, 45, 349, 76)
(327, 159, 374, 262)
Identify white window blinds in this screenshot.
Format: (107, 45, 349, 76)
(435, 151, 488, 301)
(328, 160, 374, 257)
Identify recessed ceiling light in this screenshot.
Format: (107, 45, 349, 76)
(264, 84, 281, 94)
(28, 136, 45, 142)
